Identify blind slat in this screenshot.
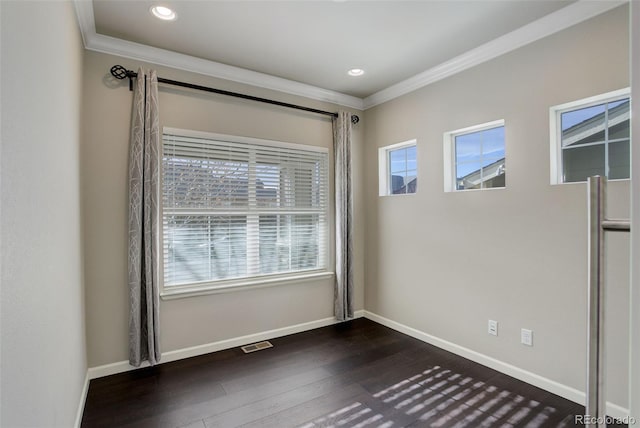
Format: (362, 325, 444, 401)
(162, 132, 329, 287)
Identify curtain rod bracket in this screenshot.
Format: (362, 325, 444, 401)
(110, 64, 135, 91)
(110, 64, 359, 124)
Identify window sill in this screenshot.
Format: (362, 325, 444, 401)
(161, 271, 335, 300)
(446, 186, 506, 193)
(551, 178, 630, 186)
(380, 192, 417, 197)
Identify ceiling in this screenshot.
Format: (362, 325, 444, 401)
(81, 0, 623, 108)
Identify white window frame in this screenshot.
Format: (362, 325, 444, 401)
(549, 88, 630, 185)
(378, 139, 417, 196)
(160, 127, 333, 300)
(443, 119, 506, 193)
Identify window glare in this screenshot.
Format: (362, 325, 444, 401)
(455, 134, 481, 164)
(482, 128, 504, 155)
(557, 95, 630, 182)
(561, 103, 606, 131)
(608, 99, 628, 109)
(390, 148, 406, 162)
(386, 144, 417, 195)
(457, 161, 482, 181)
(482, 126, 504, 141)
(452, 124, 505, 191)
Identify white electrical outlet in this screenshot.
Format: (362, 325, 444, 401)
(488, 320, 498, 336)
(521, 328, 533, 346)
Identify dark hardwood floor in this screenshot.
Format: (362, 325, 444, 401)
(81, 318, 626, 428)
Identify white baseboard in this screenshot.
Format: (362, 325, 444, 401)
(81, 309, 627, 421)
(88, 310, 365, 380)
(74, 372, 90, 428)
(362, 310, 629, 419)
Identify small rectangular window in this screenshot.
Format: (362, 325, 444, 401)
(378, 140, 417, 196)
(443, 120, 506, 192)
(550, 89, 630, 184)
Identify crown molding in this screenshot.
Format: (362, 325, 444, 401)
(363, 0, 628, 110)
(74, 0, 626, 112)
(73, 0, 95, 47)
(86, 32, 365, 110)
(72, 0, 364, 111)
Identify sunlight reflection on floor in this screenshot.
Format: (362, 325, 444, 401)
(298, 364, 561, 428)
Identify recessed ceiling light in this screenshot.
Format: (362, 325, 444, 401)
(150, 5, 177, 21)
(348, 68, 364, 77)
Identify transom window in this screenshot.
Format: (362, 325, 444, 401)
(443, 120, 506, 192)
(378, 140, 417, 196)
(550, 88, 630, 184)
(162, 129, 329, 292)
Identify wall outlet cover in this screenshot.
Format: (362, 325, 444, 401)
(488, 320, 498, 336)
(521, 328, 533, 346)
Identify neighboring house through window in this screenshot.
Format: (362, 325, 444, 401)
(443, 120, 506, 192)
(162, 128, 329, 296)
(550, 88, 630, 184)
(378, 140, 417, 196)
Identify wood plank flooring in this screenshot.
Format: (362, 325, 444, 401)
(81, 318, 626, 428)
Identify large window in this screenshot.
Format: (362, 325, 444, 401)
(378, 140, 417, 196)
(162, 129, 329, 294)
(550, 89, 630, 184)
(443, 120, 506, 192)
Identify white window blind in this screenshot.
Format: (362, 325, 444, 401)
(162, 130, 329, 289)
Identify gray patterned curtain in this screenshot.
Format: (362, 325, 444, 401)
(333, 111, 354, 321)
(128, 67, 161, 366)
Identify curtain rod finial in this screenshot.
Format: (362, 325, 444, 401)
(110, 65, 130, 80)
(110, 65, 137, 91)
(351, 115, 360, 125)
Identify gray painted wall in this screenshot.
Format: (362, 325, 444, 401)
(1, 2, 630, 422)
(81, 51, 365, 367)
(363, 6, 630, 408)
(0, 1, 87, 426)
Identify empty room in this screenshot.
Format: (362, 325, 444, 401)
(1, 0, 639, 427)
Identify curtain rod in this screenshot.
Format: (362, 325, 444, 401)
(110, 65, 359, 124)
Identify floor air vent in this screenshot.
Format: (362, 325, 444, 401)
(241, 341, 273, 354)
